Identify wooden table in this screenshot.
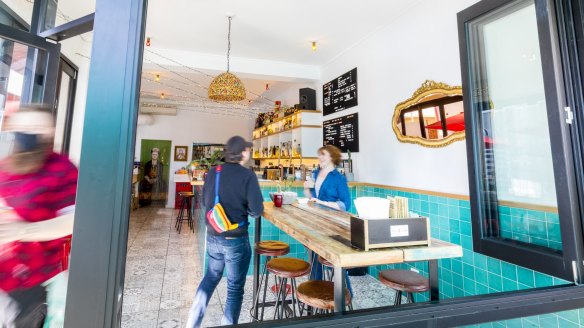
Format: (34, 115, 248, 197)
(254, 202, 462, 315)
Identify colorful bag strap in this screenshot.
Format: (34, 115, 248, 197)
(214, 165, 222, 205)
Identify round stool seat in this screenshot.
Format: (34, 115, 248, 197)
(296, 280, 351, 310)
(318, 256, 333, 267)
(178, 192, 194, 197)
(378, 270, 429, 293)
(267, 258, 310, 278)
(255, 241, 290, 256)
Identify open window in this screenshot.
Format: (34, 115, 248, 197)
(458, 0, 584, 281)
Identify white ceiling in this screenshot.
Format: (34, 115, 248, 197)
(51, 0, 422, 116)
(145, 0, 419, 66)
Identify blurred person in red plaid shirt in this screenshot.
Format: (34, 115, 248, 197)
(0, 105, 77, 328)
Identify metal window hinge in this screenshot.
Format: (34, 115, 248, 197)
(565, 107, 574, 125)
(573, 261, 582, 285)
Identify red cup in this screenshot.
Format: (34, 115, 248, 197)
(274, 194, 283, 207)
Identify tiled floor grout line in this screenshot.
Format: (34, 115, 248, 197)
(155, 209, 176, 325)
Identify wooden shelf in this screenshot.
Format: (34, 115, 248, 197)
(254, 110, 322, 133)
(252, 157, 318, 160)
(253, 125, 322, 140)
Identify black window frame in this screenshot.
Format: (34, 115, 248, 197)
(458, 0, 584, 281)
(55, 55, 78, 154)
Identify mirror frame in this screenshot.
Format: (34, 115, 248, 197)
(392, 80, 464, 148)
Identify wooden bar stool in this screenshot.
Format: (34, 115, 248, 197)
(296, 280, 352, 315)
(175, 191, 195, 233)
(378, 269, 429, 305)
(267, 257, 311, 320)
(317, 256, 354, 309)
(250, 241, 290, 321)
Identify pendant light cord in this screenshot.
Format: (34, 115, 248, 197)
(227, 16, 232, 72)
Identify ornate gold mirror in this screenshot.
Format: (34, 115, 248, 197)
(392, 80, 464, 148)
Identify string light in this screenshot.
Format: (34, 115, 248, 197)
(160, 93, 165, 99)
(312, 41, 317, 51)
(141, 77, 271, 114)
(141, 59, 274, 112)
(146, 37, 151, 47)
(144, 49, 276, 104)
(155, 74, 160, 82)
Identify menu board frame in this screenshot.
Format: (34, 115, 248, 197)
(323, 113, 360, 153)
(323, 67, 358, 116)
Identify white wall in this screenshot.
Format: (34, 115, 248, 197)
(320, 0, 479, 196)
(60, 36, 92, 166)
(135, 110, 254, 207)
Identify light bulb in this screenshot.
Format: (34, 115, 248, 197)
(155, 74, 160, 82)
(160, 93, 165, 99)
(311, 41, 317, 52)
(146, 37, 151, 47)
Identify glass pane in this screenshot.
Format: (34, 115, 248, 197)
(0, 0, 32, 31)
(54, 73, 70, 152)
(0, 37, 49, 127)
(44, 0, 96, 31)
(467, 0, 561, 250)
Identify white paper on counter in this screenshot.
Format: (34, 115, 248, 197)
(354, 197, 390, 219)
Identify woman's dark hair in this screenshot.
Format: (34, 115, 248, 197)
(318, 145, 342, 166)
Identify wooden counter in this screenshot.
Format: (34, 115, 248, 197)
(262, 202, 461, 268)
(254, 202, 462, 313)
(191, 180, 363, 187)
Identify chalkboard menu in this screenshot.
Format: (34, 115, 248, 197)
(323, 113, 359, 153)
(323, 68, 358, 116)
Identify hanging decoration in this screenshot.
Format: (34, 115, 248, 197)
(208, 16, 247, 102)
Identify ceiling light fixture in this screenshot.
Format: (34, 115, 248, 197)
(312, 41, 317, 52)
(208, 16, 246, 102)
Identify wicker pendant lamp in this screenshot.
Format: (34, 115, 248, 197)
(208, 16, 246, 102)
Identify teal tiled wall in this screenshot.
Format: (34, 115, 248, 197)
(498, 206, 561, 251)
(356, 185, 575, 327)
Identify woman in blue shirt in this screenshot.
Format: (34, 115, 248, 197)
(303, 145, 353, 296)
(303, 145, 351, 211)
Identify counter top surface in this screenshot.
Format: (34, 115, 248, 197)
(261, 202, 462, 268)
(191, 180, 363, 187)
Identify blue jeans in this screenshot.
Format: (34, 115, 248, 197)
(186, 234, 251, 328)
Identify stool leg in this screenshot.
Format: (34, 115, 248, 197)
(290, 278, 299, 318)
(394, 290, 403, 306)
(175, 197, 183, 229)
(273, 277, 285, 320)
(407, 292, 415, 304)
(250, 256, 270, 322)
(187, 198, 194, 232)
(259, 268, 270, 321)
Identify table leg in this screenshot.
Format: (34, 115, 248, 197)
(429, 259, 439, 301)
(333, 266, 346, 313)
(252, 216, 262, 320)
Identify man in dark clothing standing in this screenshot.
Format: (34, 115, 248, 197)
(186, 136, 264, 328)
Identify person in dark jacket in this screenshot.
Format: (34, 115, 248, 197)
(186, 136, 264, 328)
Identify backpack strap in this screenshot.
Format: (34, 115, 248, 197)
(214, 165, 222, 205)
